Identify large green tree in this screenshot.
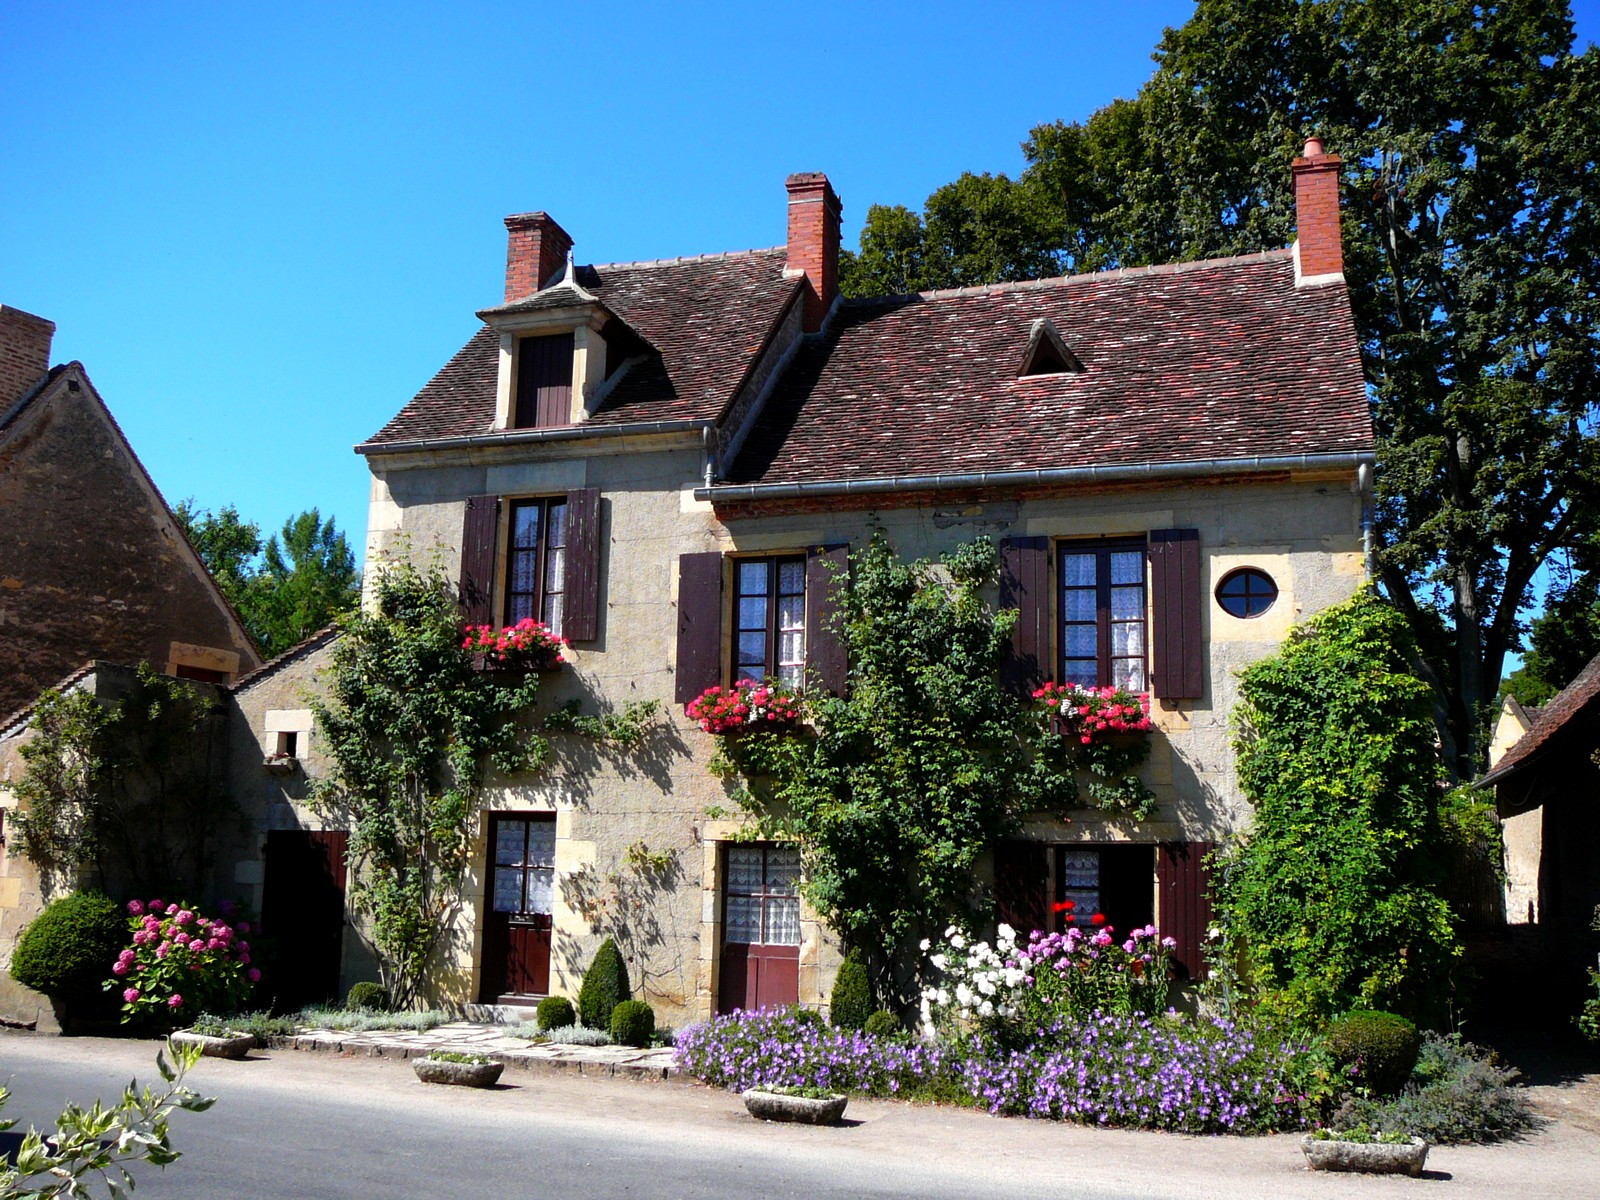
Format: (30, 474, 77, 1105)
(842, 1, 1600, 776)
(175, 502, 361, 657)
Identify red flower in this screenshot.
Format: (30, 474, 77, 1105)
(1051, 900, 1076, 913)
(1091, 912, 1107, 926)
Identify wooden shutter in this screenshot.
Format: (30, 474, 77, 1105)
(999, 536, 1050, 693)
(563, 487, 602, 642)
(994, 840, 1051, 937)
(1150, 528, 1203, 700)
(804, 544, 849, 696)
(459, 495, 500, 626)
(515, 332, 575, 429)
(1157, 841, 1215, 980)
(674, 552, 724, 704)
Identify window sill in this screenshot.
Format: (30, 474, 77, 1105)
(263, 755, 300, 774)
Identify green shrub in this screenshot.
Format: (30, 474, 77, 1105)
(346, 981, 391, 1013)
(425, 1051, 492, 1065)
(830, 952, 873, 1030)
(1326, 1010, 1421, 1096)
(609, 999, 656, 1048)
(8, 891, 124, 1007)
(1579, 968, 1600, 1042)
(1332, 1033, 1535, 1144)
(863, 1009, 902, 1039)
(577, 937, 631, 1028)
(536, 995, 576, 1032)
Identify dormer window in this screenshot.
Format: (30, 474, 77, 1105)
(515, 332, 575, 428)
(1017, 317, 1084, 378)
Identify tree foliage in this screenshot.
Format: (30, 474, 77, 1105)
(711, 532, 1084, 996)
(1219, 590, 1460, 1023)
(841, 1, 1600, 776)
(10, 666, 230, 899)
(175, 501, 360, 657)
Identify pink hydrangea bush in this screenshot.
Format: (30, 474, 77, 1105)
(463, 618, 567, 668)
(1033, 682, 1152, 745)
(107, 899, 259, 1023)
(685, 678, 803, 734)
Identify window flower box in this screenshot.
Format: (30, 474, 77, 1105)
(686, 679, 803, 735)
(464, 619, 567, 673)
(1033, 682, 1152, 746)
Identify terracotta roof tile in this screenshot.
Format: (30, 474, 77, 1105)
(725, 251, 1373, 485)
(361, 249, 800, 448)
(1479, 652, 1600, 787)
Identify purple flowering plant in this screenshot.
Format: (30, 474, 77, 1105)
(105, 898, 259, 1023)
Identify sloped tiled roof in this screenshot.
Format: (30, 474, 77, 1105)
(725, 251, 1373, 486)
(1479, 653, 1600, 788)
(361, 249, 801, 448)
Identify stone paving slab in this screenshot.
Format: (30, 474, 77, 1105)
(265, 1021, 679, 1081)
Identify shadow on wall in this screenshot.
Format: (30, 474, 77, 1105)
(557, 843, 696, 1010)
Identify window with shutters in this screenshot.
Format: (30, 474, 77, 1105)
(733, 556, 807, 689)
(514, 332, 575, 429)
(504, 497, 569, 635)
(1058, 539, 1147, 691)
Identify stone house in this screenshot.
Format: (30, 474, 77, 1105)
(329, 140, 1373, 1027)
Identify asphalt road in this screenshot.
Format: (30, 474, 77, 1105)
(4, 1032, 1599, 1199)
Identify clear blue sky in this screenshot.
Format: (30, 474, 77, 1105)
(4, 2, 1598, 568)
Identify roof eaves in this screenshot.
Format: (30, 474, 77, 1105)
(229, 625, 342, 691)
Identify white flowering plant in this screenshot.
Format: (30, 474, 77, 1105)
(919, 920, 1179, 1043)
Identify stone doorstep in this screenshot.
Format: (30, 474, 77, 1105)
(265, 1025, 678, 1082)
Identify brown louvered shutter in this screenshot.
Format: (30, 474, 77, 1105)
(1157, 841, 1215, 980)
(674, 552, 724, 705)
(516, 332, 575, 428)
(1150, 528, 1203, 700)
(804, 544, 849, 696)
(999, 537, 1050, 693)
(994, 840, 1051, 938)
(563, 487, 602, 642)
(459, 495, 500, 626)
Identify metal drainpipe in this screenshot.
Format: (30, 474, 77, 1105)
(1357, 462, 1375, 578)
(702, 425, 717, 487)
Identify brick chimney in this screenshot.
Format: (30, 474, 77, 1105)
(0, 305, 55, 410)
(503, 212, 575, 303)
(1291, 137, 1343, 283)
(785, 173, 842, 332)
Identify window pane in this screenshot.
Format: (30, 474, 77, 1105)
(1110, 551, 1143, 585)
(546, 501, 567, 548)
(1111, 622, 1144, 656)
(1063, 588, 1097, 622)
(738, 597, 767, 631)
(1063, 624, 1098, 659)
(738, 664, 766, 683)
(493, 869, 524, 914)
(511, 550, 539, 594)
(738, 631, 767, 667)
(542, 592, 564, 637)
(778, 631, 804, 670)
(766, 848, 801, 894)
(525, 867, 554, 914)
(495, 823, 527, 867)
(1062, 659, 1098, 687)
(1060, 849, 1099, 887)
(727, 847, 763, 893)
(1112, 658, 1147, 691)
(526, 821, 555, 867)
(1061, 554, 1097, 587)
(777, 662, 802, 688)
(777, 560, 805, 595)
(777, 594, 805, 630)
(545, 545, 566, 594)
(725, 896, 761, 943)
(765, 897, 802, 946)
(512, 504, 541, 549)
(1110, 585, 1143, 620)
(739, 561, 769, 595)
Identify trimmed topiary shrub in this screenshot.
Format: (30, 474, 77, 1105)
(863, 1009, 902, 1039)
(1327, 1010, 1422, 1096)
(610, 999, 656, 1048)
(536, 995, 575, 1032)
(577, 937, 631, 1028)
(346, 982, 391, 1013)
(9, 891, 124, 1010)
(830, 951, 872, 1031)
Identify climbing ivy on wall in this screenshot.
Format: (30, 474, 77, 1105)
(710, 531, 1084, 999)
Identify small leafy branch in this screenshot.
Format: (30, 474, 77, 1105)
(0, 1040, 214, 1199)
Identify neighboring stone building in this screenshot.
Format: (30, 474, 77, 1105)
(0, 306, 261, 717)
(337, 140, 1373, 1026)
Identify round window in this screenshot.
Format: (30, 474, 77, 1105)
(1216, 568, 1278, 618)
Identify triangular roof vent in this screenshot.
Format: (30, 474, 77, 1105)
(1017, 317, 1084, 377)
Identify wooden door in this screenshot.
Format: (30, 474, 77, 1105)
(260, 829, 348, 1010)
(481, 814, 556, 1002)
(718, 844, 801, 1014)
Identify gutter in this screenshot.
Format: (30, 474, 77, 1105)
(694, 450, 1377, 503)
(356, 418, 714, 457)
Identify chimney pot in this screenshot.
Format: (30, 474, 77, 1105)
(1303, 136, 1325, 157)
(503, 212, 575, 303)
(0, 305, 56, 410)
(1291, 141, 1344, 282)
(785, 173, 842, 333)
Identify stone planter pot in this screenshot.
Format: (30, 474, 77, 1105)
(413, 1057, 504, 1088)
(1301, 1135, 1429, 1176)
(170, 1029, 256, 1060)
(742, 1089, 848, 1125)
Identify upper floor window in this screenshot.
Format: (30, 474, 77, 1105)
(515, 332, 575, 429)
(506, 497, 568, 635)
(735, 557, 806, 688)
(1059, 539, 1147, 691)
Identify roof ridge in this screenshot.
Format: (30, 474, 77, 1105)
(229, 624, 342, 690)
(588, 246, 785, 273)
(847, 248, 1297, 308)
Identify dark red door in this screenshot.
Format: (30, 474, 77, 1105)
(718, 844, 801, 1014)
(481, 814, 555, 1002)
(260, 829, 348, 1010)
